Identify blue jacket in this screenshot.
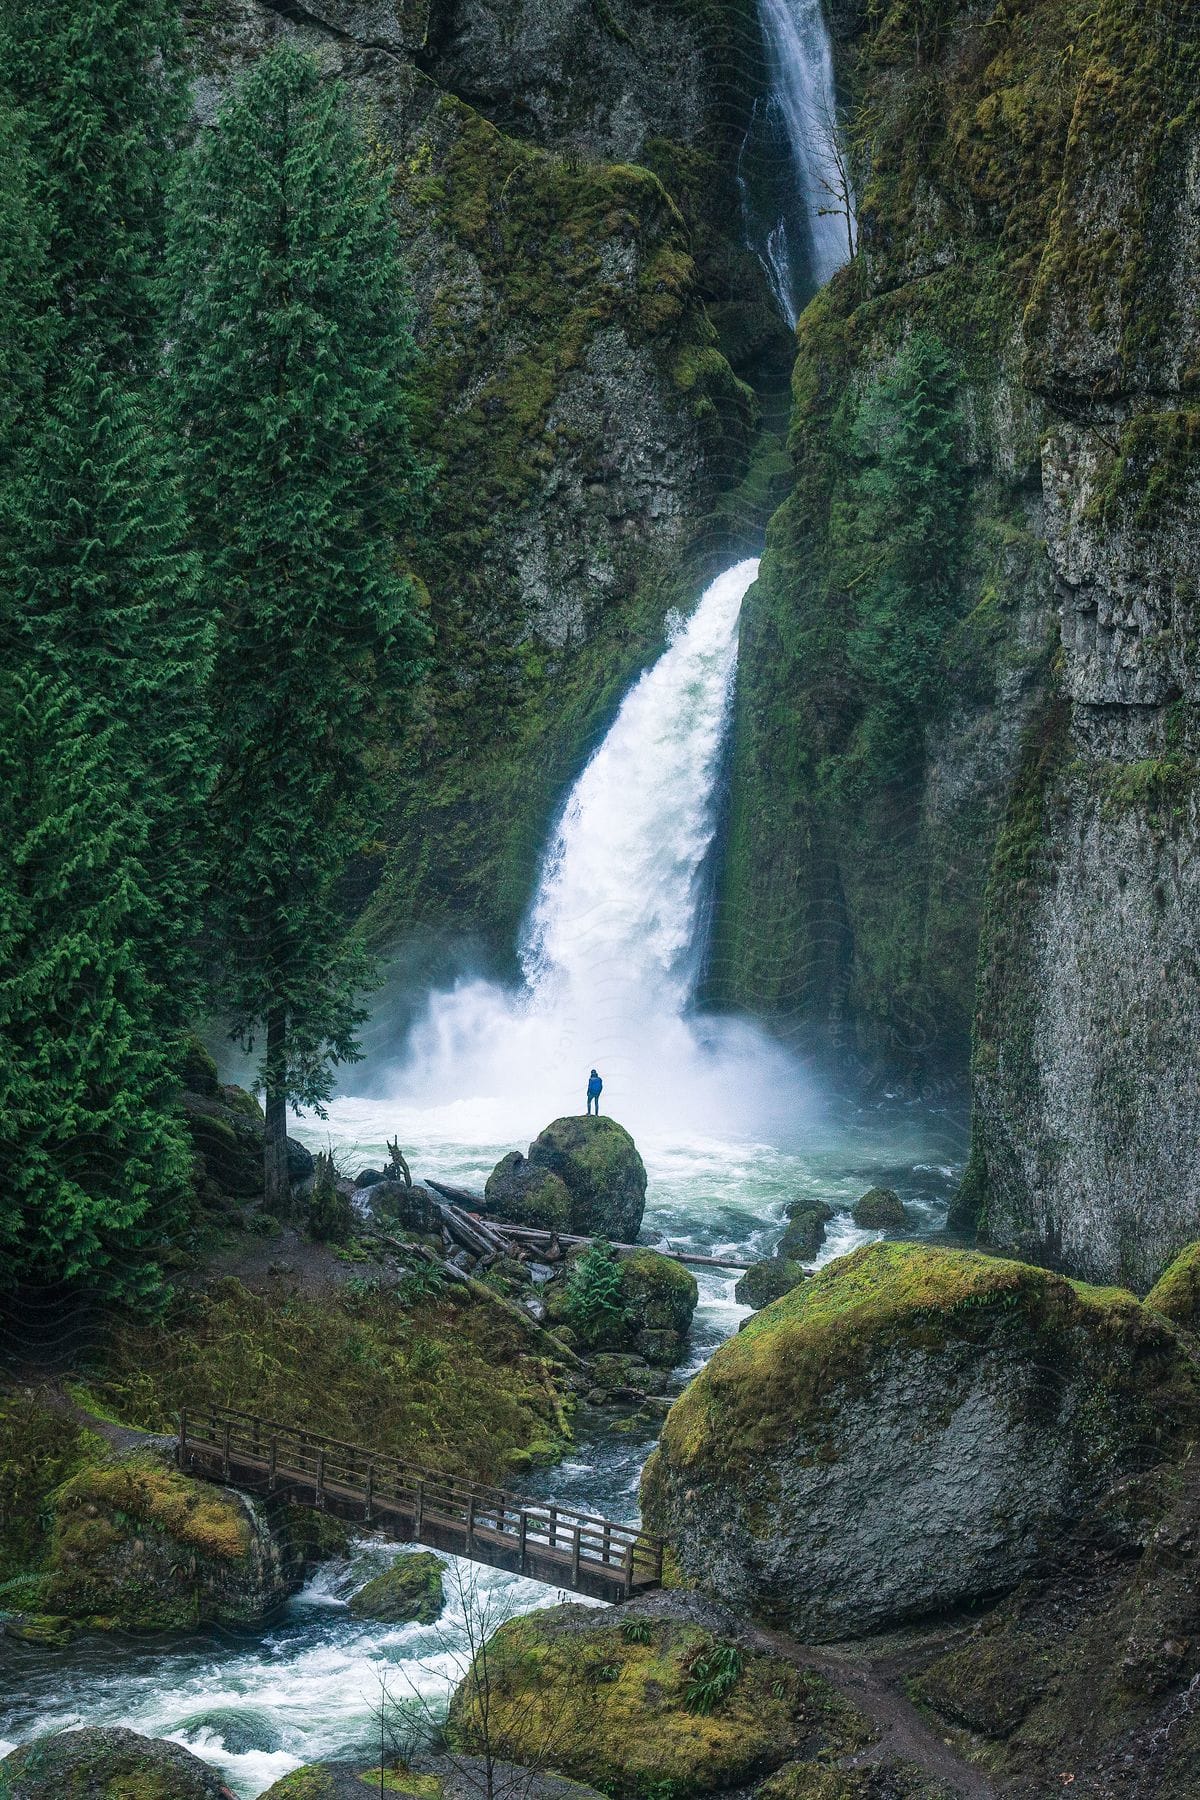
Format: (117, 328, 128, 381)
(587, 1074, 603, 1098)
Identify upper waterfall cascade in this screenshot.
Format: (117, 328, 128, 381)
(741, 0, 856, 325)
(383, 558, 799, 1140)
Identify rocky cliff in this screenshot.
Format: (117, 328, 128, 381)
(711, 0, 1200, 1286)
(185, 0, 786, 952)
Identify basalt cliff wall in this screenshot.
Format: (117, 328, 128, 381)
(711, 0, 1200, 1288)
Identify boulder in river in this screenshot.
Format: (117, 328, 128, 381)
(641, 1242, 1198, 1640)
(40, 1449, 298, 1632)
(348, 1550, 446, 1624)
(485, 1152, 574, 1231)
(542, 1244, 697, 1364)
(525, 1115, 647, 1240)
(734, 1257, 808, 1311)
(445, 1591, 876, 1796)
(779, 1200, 833, 1261)
(0, 1726, 233, 1798)
(851, 1187, 908, 1231)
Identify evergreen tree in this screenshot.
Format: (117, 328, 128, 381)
(168, 46, 427, 1210)
(0, 0, 212, 1035)
(0, 672, 192, 1305)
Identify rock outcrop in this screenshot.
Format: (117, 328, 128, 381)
(37, 1450, 298, 1632)
(542, 1243, 697, 1363)
(0, 1727, 233, 1799)
(348, 1550, 446, 1624)
(711, 0, 1200, 1287)
(524, 1116, 647, 1240)
(445, 1591, 878, 1797)
(641, 1243, 1196, 1641)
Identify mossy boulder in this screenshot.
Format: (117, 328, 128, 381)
(543, 1246, 696, 1364)
(0, 1727, 231, 1798)
(40, 1451, 296, 1631)
(485, 1153, 574, 1232)
(641, 1243, 1197, 1640)
(779, 1201, 833, 1262)
(445, 1596, 873, 1798)
(348, 1552, 445, 1624)
(526, 1117, 647, 1241)
(1147, 1242, 1200, 1331)
(734, 1258, 808, 1311)
(850, 1188, 908, 1232)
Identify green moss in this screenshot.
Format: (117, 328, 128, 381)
(0, 1394, 106, 1582)
(358, 1771, 443, 1796)
(259, 1769, 340, 1800)
(1146, 1242, 1200, 1330)
(349, 1552, 445, 1624)
(86, 1275, 572, 1483)
(446, 1608, 872, 1798)
(653, 1242, 1192, 1485)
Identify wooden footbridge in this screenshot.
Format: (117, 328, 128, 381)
(179, 1406, 664, 1604)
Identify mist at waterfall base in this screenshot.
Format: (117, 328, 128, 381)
(327, 558, 809, 1160)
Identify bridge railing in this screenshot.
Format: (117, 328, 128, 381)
(180, 1404, 664, 1590)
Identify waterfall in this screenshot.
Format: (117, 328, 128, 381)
(740, 0, 856, 326)
(371, 558, 801, 1143)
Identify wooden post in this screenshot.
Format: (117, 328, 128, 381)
(654, 1539, 664, 1586)
(414, 1478, 424, 1538)
(253, 1416, 261, 1459)
(623, 1538, 635, 1600)
(571, 1524, 581, 1587)
(602, 1521, 612, 1565)
(364, 1466, 374, 1523)
(548, 1505, 557, 1551)
(178, 1408, 188, 1471)
(222, 1420, 231, 1481)
(315, 1448, 326, 1508)
(519, 1510, 528, 1574)
(269, 1436, 278, 1493)
(466, 1493, 476, 1554)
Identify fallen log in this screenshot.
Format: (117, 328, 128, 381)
(370, 1234, 584, 1367)
(484, 1222, 754, 1271)
(426, 1177, 487, 1208)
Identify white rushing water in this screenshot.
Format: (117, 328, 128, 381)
(741, 0, 856, 324)
(0, 562, 965, 1796)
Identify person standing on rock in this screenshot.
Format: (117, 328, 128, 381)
(586, 1069, 603, 1115)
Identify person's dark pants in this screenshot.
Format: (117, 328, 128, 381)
(587, 1095, 600, 1115)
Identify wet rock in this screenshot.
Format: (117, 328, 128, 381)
(41, 1449, 299, 1632)
(349, 1550, 446, 1624)
(0, 1727, 233, 1798)
(527, 1116, 647, 1240)
(485, 1152, 574, 1231)
(445, 1592, 875, 1794)
(779, 1201, 833, 1262)
(363, 1180, 439, 1234)
(851, 1187, 908, 1231)
(642, 1243, 1198, 1641)
(734, 1258, 809, 1310)
(543, 1246, 696, 1364)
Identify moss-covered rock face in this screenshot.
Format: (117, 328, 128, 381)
(445, 1597, 875, 1798)
(642, 1243, 1196, 1640)
(484, 1153, 574, 1232)
(1146, 1241, 1200, 1331)
(40, 1452, 295, 1632)
(0, 1726, 229, 1799)
(850, 1188, 907, 1232)
(348, 1551, 446, 1624)
(526, 1117, 647, 1240)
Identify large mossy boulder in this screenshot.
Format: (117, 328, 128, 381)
(543, 1245, 697, 1364)
(526, 1116, 647, 1241)
(779, 1201, 833, 1262)
(1147, 1241, 1200, 1331)
(641, 1243, 1197, 1641)
(445, 1595, 874, 1798)
(348, 1551, 445, 1624)
(40, 1452, 296, 1631)
(0, 1727, 231, 1798)
(485, 1153, 574, 1231)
